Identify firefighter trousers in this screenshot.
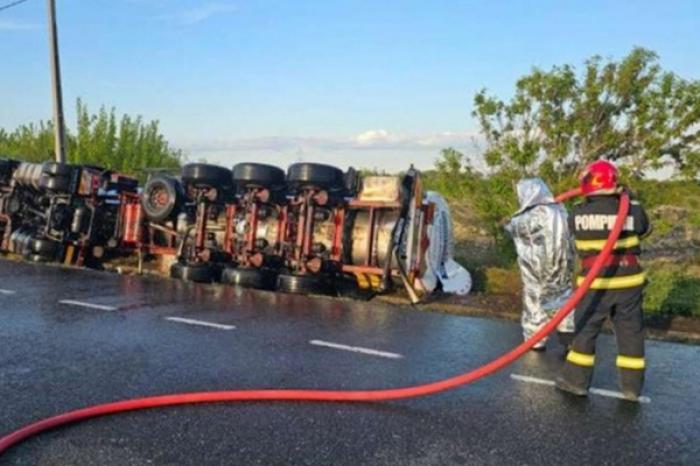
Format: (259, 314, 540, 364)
(561, 285, 646, 396)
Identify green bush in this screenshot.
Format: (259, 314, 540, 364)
(425, 149, 520, 266)
(634, 179, 700, 210)
(644, 267, 700, 316)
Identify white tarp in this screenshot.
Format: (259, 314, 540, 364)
(420, 192, 472, 295)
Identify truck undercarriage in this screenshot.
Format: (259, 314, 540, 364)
(0, 159, 471, 302)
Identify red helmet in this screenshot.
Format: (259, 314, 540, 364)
(580, 160, 618, 195)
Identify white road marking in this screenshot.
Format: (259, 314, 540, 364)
(309, 339, 403, 359)
(165, 317, 236, 331)
(58, 300, 118, 311)
(588, 387, 652, 403)
(511, 374, 556, 386)
(0, 289, 16, 295)
(511, 374, 651, 403)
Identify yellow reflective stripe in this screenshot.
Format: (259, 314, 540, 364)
(576, 273, 646, 290)
(617, 355, 645, 370)
(566, 350, 595, 367)
(575, 235, 640, 251)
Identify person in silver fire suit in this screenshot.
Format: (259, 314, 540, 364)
(505, 178, 575, 350)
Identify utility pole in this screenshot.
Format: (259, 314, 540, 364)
(46, 0, 67, 164)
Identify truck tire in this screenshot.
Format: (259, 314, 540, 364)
(0, 159, 19, 171)
(343, 167, 360, 196)
(0, 159, 19, 184)
(182, 164, 233, 190)
(221, 267, 276, 290)
(26, 253, 48, 263)
(232, 163, 285, 190)
(42, 162, 75, 177)
(287, 163, 345, 191)
(170, 262, 215, 283)
(141, 175, 183, 223)
(27, 237, 59, 256)
(39, 174, 72, 192)
(276, 273, 335, 295)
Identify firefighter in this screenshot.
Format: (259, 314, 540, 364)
(505, 178, 575, 351)
(557, 160, 651, 401)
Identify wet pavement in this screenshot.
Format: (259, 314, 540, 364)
(0, 259, 698, 465)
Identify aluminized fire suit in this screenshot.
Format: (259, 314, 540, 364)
(505, 178, 575, 348)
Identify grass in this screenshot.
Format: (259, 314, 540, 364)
(471, 263, 700, 317)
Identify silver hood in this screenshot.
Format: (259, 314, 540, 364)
(515, 178, 555, 215)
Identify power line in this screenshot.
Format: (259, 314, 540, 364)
(0, 0, 30, 13)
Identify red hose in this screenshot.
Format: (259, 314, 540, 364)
(555, 187, 583, 203)
(0, 192, 630, 457)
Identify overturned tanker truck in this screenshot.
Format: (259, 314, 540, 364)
(0, 159, 471, 301)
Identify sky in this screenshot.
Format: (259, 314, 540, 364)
(0, 0, 698, 172)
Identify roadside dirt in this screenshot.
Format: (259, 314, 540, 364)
(378, 292, 700, 345)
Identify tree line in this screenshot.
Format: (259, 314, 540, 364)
(428, 47, 700, 246)
(0, 99, 182, 178)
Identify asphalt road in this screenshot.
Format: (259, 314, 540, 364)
(0, 259, 698, 465)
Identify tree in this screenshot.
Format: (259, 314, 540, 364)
(0, 99, 182, 178)
(430, 147, 518, 260)
(431, 147, 472, 198)
(0, 122, 55, 163)
(473, 48, 700, 179)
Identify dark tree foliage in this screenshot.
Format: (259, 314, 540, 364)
(472, 48, 700, 179)
(0, 99, 182, 177)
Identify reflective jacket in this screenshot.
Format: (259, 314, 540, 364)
(569, 193, 650, 289)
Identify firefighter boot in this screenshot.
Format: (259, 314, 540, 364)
(617, 355, 645, 402)
(557, 331, 574, 350)
(555, 377, 588, 397)
(558, 349, 594, 397)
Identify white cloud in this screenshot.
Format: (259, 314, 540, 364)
(355, 129, 392, 145)
(173, 129, 485, 172)
(350, 129, 478, 151)
(160, 2, 238, 25)
(0, 20, 39, 31)
(179, 129, 478, 154)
